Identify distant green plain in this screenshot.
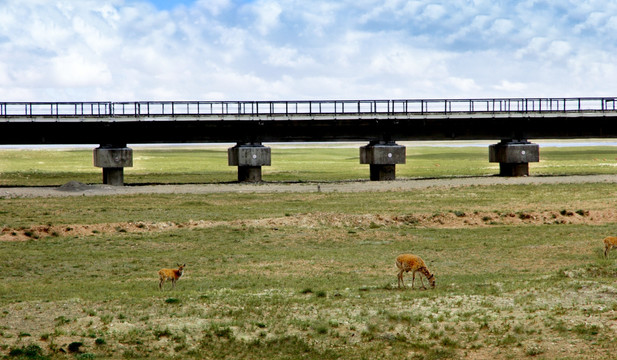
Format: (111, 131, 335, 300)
(1, 143, 617, 185)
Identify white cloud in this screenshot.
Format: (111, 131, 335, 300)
(196, 0, 230, 16)
(264, 46, 314, 68)
(573, 11, 605, 33)
(95, 3, 121, 22)
(606, 15, 617, 32)
(0, 0, 615, 102)
(296, 2, 341, 36)
(422, 4, 446, 21)
(448, 77, 481, 93)
(491, 19, 514, 36)
(51, 53, 112, 87)
(547, 40, 572, 59)
(515, 37, 547, 59)
(247, 0, 282, 36)
(369, 47, 450, 79)
(494, 80, 527, 93)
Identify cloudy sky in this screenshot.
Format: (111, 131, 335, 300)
(0, 0, 615, 101)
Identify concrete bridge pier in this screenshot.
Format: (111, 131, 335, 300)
(93, 144, 133, 186)
(228, 143, 271, 182)
(360, 141, 406, 181)
(489, 140, 539, 176)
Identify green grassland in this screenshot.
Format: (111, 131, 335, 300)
(1, 143, 617, 185)
(1, 146, 617, 359)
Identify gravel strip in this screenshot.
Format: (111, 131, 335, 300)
(1, 174, 616, 198)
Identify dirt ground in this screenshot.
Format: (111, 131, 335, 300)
(2, 174, 617, 199)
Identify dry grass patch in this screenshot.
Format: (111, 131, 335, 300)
(3, 208, 616, 242)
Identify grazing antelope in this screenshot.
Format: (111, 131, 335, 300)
(396, 254, 435, 289)
(158, 264, 185, 290)
(604, 237, 617, 258)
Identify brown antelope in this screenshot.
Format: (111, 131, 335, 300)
(604, 237, 617, 258)
(158, 264, 185, 290)
(396, 254, 435, 289)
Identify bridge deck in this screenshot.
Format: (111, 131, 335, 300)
(1, 98, 617, 145)
(1, 98, 616, 118)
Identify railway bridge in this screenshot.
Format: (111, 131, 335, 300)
(2, 97, 617, 185)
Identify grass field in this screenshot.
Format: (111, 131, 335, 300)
(1, 146, 617, 359)
(2, 143, 617, 185)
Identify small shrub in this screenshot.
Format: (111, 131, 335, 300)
(498, 334, 518, 346)
(314, 325, 328, 335)
(54, 316, 70, 326)
(573, 323, 599, 336)
(300, 288, 313, 294)
(440, 337, 459, 347)
(213, 326, 233, 339)
(9, 344, 47, 359)
(425, 347, 455, 359)
(165, 298, 180, 304)
(154, 328, 172, 339)
(400, 215, 419, 225)
(429, 330, 443, 340)
(99, 314, 113, 325)
(369, 222, 381, 229)
(122, 350, 140, 359)
(315, 290, 327, 298)
(67, 341, 83, 353)
(95, 338, 106, 345)
(518, 212, 532, 220)
(525, 344, 544, 356)
(453, 210, 466, 217)
(75, 354, 95, 360)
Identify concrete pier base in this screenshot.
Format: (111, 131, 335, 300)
(102, 168, 125, 186)
(369, 164, 396, 181)
(228, 143, 271, 182)
(360, 142, 406, 181)
(489, 140, 539, 177)
(237, 166, 263, 182)
(93, 145, 133, 186)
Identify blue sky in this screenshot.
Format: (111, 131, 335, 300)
(0, 0, 615, 101)
(149, 0, 195, 10)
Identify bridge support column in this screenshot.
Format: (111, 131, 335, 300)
(360, 141, 406, 181)
(228, 143, 271, 182)
(489, 140, 539, 177)
(93, 145, 133, 186)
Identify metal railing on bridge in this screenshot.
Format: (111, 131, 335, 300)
(1, 98, 616, 119)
